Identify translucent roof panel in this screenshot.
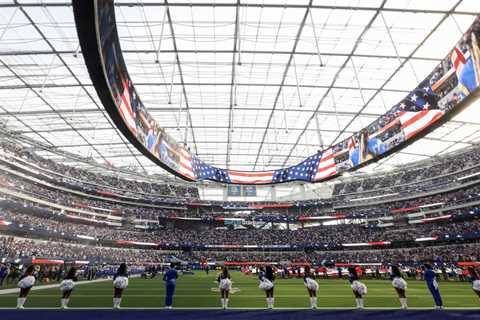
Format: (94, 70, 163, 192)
(0, 1, 479, 180)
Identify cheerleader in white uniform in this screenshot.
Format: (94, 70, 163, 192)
(217, 266, 232, 309)
(303, 265, 319, 309)
(112, 263, 129, 309)
(468, 267, 480, 300)
(258, 266, 275, 309)
(390, 265, 408, 309)
(348, 267, 367, 309)
(17, 265, 36, 309)
(59, 267, 78, 309)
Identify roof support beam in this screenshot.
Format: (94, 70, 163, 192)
(12, 125, 355, 134)
(226, 0, 241, 169)
(325, 0, 463, 150)
(0, 107, 384, 118)
(280, 0, 388, 167)
(164, 0, 198, 154)
(252, 0, 314, 170)
(0, 49, 443, 61)
(0, 82, 411, 93)
(1, 2, 477, 16)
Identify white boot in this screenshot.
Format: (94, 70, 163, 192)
(16, 297, 26, 309)
(113, 298, 121, 309)
(310, 297, 317, 309)
(355, 298, 360, 309)
(270, 297, 274, 309)
(221, 298, 225, 309)
(266, 298, 271, 309)
(224, 298, 229, 309)
(356, 298, 365, 309)
(61, 298, 70, 309)
(400, 298, 407, 309)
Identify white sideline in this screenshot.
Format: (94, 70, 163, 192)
(0, 278, 110, 295)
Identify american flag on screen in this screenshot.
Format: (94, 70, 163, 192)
(401, 85, 438, 112)
(177, 148, 195, 180)
(192, 156, 231, 183)
(272, 153, 321, 183)
(398, 110, 444, 140)
(314, 148, 337, 181)
(227, 170, 275, 184)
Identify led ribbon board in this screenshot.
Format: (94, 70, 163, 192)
(73, 1, 480, 185)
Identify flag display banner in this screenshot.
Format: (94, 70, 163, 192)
(75, 1, 480, 184)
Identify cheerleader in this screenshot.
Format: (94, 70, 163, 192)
(112, 263, 129, 309)
(16, 265, 36, 309)
(348, 266, 367, 309)
(59, 267, 78, 309)
(423, 264, 443, 309)
(467, 267, 480, 300)
(217, 266, 232, 309)
(163, 263, 178, 309)
(304, 265, 319, 309)
(390, 265, 408, 309)
(259, 265, 275, 309)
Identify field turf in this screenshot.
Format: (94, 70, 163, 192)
(0, 271, 478, 309)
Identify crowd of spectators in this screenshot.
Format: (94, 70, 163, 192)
(2, 206, 479, 247)
(0, 172, 177, 220)
(335, 184, 480, 219)
(0, 210, 160, 243)
(1, 236, 478, 266)
(0, 141, 199, 200)
(0, 236, 169, 264)
(333, 144, 480, 198)
(4, 139, 480, 212)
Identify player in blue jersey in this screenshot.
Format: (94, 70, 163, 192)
(163, 263, 178, 309)
(423, 264, 443, 309)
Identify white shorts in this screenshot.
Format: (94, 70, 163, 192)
(219, 278, 232, 291)
(304, 277, 319, 291)
(18, 276, 35, 289)
(59, 279, 75, 292)
(259, 279, 274, 291)
(472, 280, 480, 291)
(351, 281, 367, 295)
(113, 276, 129, 289)
(392, 277, 407, 290)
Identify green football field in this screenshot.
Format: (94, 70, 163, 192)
(0, 271, 479, 309)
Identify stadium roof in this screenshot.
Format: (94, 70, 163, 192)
(1, 0, 480, 178)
